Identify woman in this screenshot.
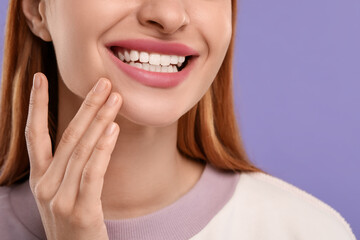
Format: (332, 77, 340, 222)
(0, 0, 355, 239)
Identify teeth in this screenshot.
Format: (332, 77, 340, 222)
(142, 63, 150, 71)
(128, 61, 178, 72)
(167, 65, 174, 73)
(160, 55, 171, 66)
(139, 52, 149, 63)
(117, 48, 186, 66)
(161, 66, 168, 72)
(114, 48, 186, 73)
(149, 53, 161, 65)
(130, 50, 139, 61)
(134, 62, 142, 69)
(124, 50, 131, 62)
(118, 52, 125, 61)
(170, 55, 178, 64)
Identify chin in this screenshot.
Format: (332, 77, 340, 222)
(117, 101, 185, 128)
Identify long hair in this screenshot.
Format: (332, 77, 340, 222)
(0, 0, 265, 186)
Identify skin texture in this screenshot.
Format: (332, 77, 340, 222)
(22, 0, 232, 239)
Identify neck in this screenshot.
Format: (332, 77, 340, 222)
(55, 78, 206, 220)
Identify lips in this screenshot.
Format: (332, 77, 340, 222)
(105, 39, 199, 88)
(105, 38, 199, 57)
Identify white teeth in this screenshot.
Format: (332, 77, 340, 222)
(149, 65, 156, 72)
(115, 48, 186, 73)
(139, 52, 149, 63)
(131, 61, 174, 73)
(130, 50, 139, 61)
(117, 48, 186, 65)
(161, 66, 168, 72)
(170, 55, 178, 64)
(142, 63, 150, 71)
(118, 52, 125, 61)
(124, 50, 131, 62)
(149, 53, 161, 65)
(160, 55, 171, 66)
(134, 62, 142, 69)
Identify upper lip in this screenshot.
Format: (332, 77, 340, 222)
(105, 39, 199, 57)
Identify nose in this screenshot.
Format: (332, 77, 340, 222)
(137, 0, 190, 35)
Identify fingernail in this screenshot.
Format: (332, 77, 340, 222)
(93, 79, 107, 93)
(33, 74, 41, 89)
(105, 122, 116, 136)
(106, 93, 119, 106)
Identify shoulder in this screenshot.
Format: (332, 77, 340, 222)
(0, 183, 43, 240)
(192, 171, 356, 240)
(0, 185, 18, 237)
(233, 172, 355, 239)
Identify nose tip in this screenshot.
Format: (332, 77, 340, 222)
(146, 16, 189, 34)
(137, 0, 190, 35)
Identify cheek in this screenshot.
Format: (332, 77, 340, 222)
(48, 1, 124, 98)
(189, 0, 232, 49)
(189, 1, 232, 72)
(184, 3, 232, 102)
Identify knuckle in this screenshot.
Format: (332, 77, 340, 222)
(72, 142, 92, 160)
(95, 140, 109, 151)
(82, 97, 98, 110)
(33, 182, 52, 201)
(61, 126, 80, 144)
(25, 125, 49, 144)
(50, 198, 72, 216)
(82, 166, 103, 184)
(94, 112, 107, 123)
(70, 209, 98, 228)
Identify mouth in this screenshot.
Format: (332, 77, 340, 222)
(108, 46, 193, 73)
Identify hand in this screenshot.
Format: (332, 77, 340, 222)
(25, 72, 122, 240)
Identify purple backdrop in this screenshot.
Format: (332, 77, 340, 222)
(0, 0, 359, 237)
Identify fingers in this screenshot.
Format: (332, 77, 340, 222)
(43, 78, 111, 190)
(55, 92, 122, 205)
(25, 73, 53, 182)
(76, 122, 119, 211)
(26, 73, 122, 239)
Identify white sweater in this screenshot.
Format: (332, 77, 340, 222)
(191, 170, 356, 239)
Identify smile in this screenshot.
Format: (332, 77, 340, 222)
(105, 39, 199, 88)
(110, 47, 191, 73)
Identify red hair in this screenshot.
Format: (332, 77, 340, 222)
(0, 0, 265, 186)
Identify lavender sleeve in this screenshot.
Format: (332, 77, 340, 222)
(0, 186, 41, 240)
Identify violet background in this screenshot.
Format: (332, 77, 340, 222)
(0, 0, 359, 237)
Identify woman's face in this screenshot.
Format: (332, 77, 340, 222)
(43, 0, 232, 127)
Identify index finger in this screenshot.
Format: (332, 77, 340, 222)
(25, 72, 53, 181)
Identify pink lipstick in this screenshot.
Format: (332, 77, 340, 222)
(105, 39, 199, 88)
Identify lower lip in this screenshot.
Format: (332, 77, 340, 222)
(106, 48, 197, 88)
